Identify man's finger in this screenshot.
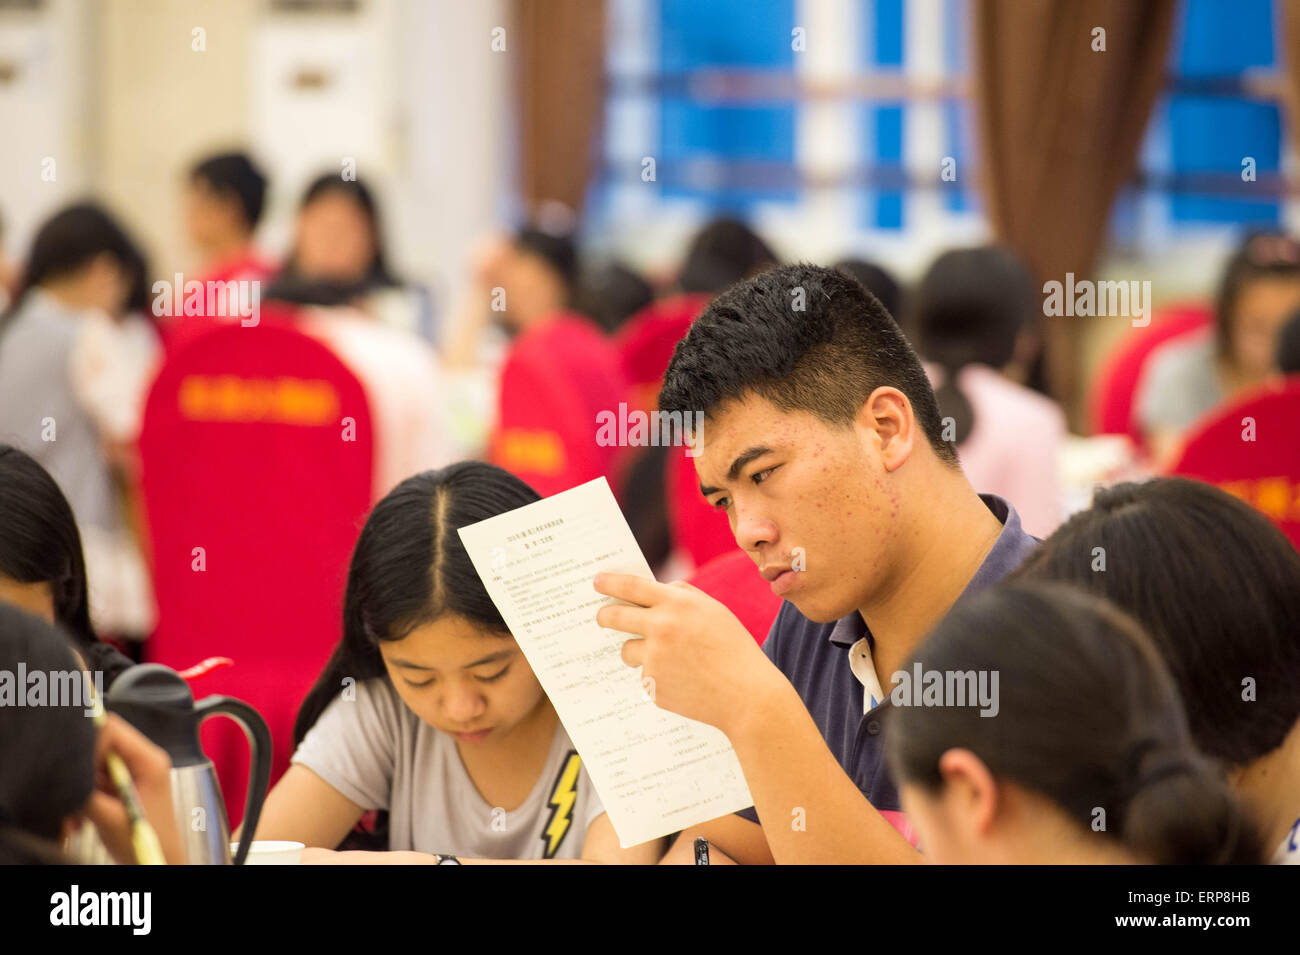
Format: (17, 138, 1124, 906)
(621, 637, 646, 668)
(596, 602, 650, 636)
(592, 572, 667, 607)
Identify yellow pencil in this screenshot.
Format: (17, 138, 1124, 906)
(88, 684, 168, 865)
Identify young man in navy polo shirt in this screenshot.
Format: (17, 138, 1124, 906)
(594, 263, 1038, 864)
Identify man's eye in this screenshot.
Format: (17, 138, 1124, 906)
(476, 667, 511, 684)
(711, 496, 731, 511)
(752, 466, 777, 485)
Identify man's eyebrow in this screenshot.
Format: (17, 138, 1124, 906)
(699, 445, 775, 497)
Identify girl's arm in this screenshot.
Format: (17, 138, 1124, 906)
(238, 765, 366, 849)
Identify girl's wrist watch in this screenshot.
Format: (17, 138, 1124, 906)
(433, 853, 461, 865)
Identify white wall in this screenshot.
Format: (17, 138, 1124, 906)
(1, 0, 514, 315)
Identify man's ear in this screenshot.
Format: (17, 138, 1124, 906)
(856, 386, 915, 472)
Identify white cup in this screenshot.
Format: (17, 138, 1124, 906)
(232, 840, 304, 865)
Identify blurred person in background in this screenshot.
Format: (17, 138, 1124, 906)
(1016, 478, 1300, 865)
(886, 582, 1261, 865)
(573, 260, 654, 335)
(0, 445, 134, 686)
(269, 173, 398, 299)
(449, 217, 628, 498)
(185, 150, 274, 286)
(835, 258, 902, 322)
(677, 216, 778, 295)
(163, 150, 274, 355)
(259, 175, 455, 499)
(1276, 306, 1300, 377)
(267, 173, 435, 342)
(0, 202, 157, 639)
(1138, 231, 1300, 467)
(910, 245, 1065, 538)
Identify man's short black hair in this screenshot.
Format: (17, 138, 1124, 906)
(659, 263, 959, 466)
(190, 151, 267, 231)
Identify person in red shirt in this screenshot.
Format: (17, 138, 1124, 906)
(184, 151, 276, 287)
(165, 152, 277, 354)
(472, 224, 629, 498)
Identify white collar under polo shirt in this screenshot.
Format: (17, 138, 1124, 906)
(849, 638, 886, 714)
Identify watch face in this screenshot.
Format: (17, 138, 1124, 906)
(437, 855, 461, 865)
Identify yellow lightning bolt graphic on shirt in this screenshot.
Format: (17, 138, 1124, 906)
(543, 751, 582, 858)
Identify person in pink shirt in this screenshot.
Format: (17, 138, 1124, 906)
(909, 246, 1066, 539)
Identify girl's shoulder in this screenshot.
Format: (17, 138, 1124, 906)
(317, 674, 417, 740)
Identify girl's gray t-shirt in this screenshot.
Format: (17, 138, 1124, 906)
(291, 676, 605, 859)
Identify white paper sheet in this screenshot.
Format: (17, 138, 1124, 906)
(457, 478, 754, 848)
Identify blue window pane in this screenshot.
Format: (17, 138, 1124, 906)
(658, 0, 796, 209)
(872, 0, 905, 68)
(872, 105, 904, 228)
(660, 0, 794, 69)
(942, 100, 971, 213)
(1169, 97, 1280, 225)
(1177, 0, 1274, 75)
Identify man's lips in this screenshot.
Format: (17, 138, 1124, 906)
(760, 564, 800, 596)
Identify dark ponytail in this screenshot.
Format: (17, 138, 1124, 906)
(1119, 747, 1258, 866)
(886, 581, 1262, 864)
(910, 245, 1036, 447)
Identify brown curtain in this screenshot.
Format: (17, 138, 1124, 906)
(1279, 2, 1300, 161)
(971, 0, 1177, 428)
(513, 0, 607, 215)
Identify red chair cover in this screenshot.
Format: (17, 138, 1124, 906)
(1170, 378, 1300, 552)
(1088, 303, 1212, 449)
(138, 321, 373, 826)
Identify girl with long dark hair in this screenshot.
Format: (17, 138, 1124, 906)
(1015, 477, 1300, 864)
(887, 581, 1261, 864)
(251, 462, 663, 863)
(0, 445, 133, 685)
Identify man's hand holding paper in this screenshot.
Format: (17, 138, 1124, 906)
(593, 573, 786, 740)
